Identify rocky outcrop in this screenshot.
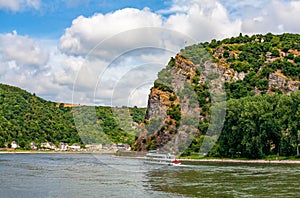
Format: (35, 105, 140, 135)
(134, 35, 300, 153)
(268, 72, 299, 93)
(133, 54, 202, 152)
(174, 54, 197, 76)
(223, 68, 245, 82)
(145, 88, 171, 120)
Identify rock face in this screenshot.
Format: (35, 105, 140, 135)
(174, 54, 197, 76)
(145, 55, 197, 116)
(134, 54, 220, 152)
(268, 72, 299, 93)
(133, 54, 201, 152)
(145, 88, 170, 121)
(223, 68, 245, 82)
(268, 73, 286, 90)
(134, 37, 300, 152)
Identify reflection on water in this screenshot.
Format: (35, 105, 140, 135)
(0, 154, 177, 198)
(0, 154, 299, 198)
(145, 163, 300, 197)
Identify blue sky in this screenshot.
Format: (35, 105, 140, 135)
(0, 0, 171, 38)
(1, 0, 300, 106)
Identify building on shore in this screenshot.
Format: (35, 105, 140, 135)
(11, 141, 18, 149)
(85, 144, 102, 151)
(40, 142, 56, 150)
(70, 143, 81, 151)
(29, 142, 37, 150)
(58, 142, 69, 151)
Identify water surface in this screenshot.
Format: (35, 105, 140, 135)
(0, 154, 299, 197)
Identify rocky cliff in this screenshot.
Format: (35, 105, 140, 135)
(133, 33, 300, 154)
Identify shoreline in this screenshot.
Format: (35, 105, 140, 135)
(1, 150, 300, 165)
(0, 150, 115, 154)
(179, 158, 300, 165)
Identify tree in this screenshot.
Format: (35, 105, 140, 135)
(271, 49, 280, 57)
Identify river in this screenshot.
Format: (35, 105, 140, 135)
(0, 153, 299, 197)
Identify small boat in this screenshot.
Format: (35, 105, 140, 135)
(171, 158, 181, 166)
(144, 150, 181, 166)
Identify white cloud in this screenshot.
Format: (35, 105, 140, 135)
(69, 49, 175, 106)
(242, 0, 300, 34)
(59, 1, 242, 58)
(0, 59, 55, 98)
(165, 0, 242, 41)
(0, 0, 40, 11)
(219, 0, 270, 19)
(59, 8, 163, 57)
(0, 31, 49, 68)
(0, 62, 8, 75)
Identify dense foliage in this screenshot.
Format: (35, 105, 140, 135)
(179, 33, 300, 158)
(0, 84, 80, 148)
(182, 33, 300, 99)
(0, 84, 146, 149)
(209, 92, 300, 159)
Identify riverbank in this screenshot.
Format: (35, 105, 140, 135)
(1, 150, 300, 165)
(116, 150, 300, 164)
(179, 158, 300, 165)
(0, 150, 115, 154)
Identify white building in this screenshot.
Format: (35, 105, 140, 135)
(70, 143, 81, 151)
(11, 141, 18, 149)
(59, 142, 69, 151)
(40, 142, 56, 150)
(29, 142, 37, 150)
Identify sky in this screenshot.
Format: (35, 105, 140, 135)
(1, 0, 300, 107)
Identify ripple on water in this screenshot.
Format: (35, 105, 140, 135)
(1, 154, 300, 197)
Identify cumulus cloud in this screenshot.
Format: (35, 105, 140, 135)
(242, 0, 300, 34)
(0, 62, 8, 76)
(219, 0, 270, 19)
(69, 48, 175, 106)
(59, 2, 242, 57)
(165, 0, 242, 41)
(107, 62, 163, 107)
(0, 58, 55, 98)
(0, 0, 40, 11)
(92, 50, 174, 106)
(59, 8, 164, 57)
(0, 31, 49, 68)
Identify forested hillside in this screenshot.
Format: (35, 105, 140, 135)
(135, 33, 300, 158)
(182, 33, 300, 99)
(0, 83, 145, 149)
(196, 92, 300, 159)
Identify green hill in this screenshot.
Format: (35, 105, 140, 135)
(134, 33, 300, 159)
(0, 83, 146, 149)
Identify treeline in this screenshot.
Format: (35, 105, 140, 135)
(209, 92, 300, 159)
(0, 83, 146, 149)
(181, 92, 300, 159)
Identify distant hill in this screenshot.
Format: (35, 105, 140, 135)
(0, 83, 146, 149)
(134, 33, 300, 159)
